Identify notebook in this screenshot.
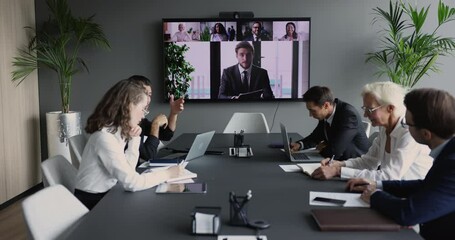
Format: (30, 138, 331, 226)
(280, 123, 323, 163)
(143, 165, 197, 183)
(311, 208, 401, 231)
(296, 163, 320, 176)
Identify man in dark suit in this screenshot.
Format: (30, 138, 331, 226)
(127, 75, 184, 162)
(243, 21, 270, 41)
(347, 88, 455, 240)
(290, 86, 370, 160)
(229, 25, 236, 41)
(218, 41, 274, 99)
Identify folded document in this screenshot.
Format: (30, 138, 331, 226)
(143, 166, 197, 183)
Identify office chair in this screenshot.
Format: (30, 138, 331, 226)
(223, 112, 270, 133)
(362, 120, 371, 137)
(41, 155, 77, 192)
(68, 134, 87, 169)
(22, 184, 89, 240)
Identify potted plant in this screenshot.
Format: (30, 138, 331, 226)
(366, 0, 455, 89)
(164, 42, 195, 99)
(11, 0, 110, 160)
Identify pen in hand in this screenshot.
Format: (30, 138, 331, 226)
(179, 159, 186, 166)
(328, 155, 335, 165)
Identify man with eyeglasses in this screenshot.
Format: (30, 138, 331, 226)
(347, 88, 455, 240)
(311, 82, 432, 181)
(290, 86, 370, 160)
(127, 75, 184, 162)
(243, 21, 270, 41)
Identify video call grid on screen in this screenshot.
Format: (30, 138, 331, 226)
(162, 17, 310, 102)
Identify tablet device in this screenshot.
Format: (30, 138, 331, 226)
(156, 182, 207, 194)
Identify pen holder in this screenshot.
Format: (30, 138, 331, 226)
(229, 196, 249, 226)
(233, 132, 244, 147)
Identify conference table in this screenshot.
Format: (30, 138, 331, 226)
(65, 133, 422, 240)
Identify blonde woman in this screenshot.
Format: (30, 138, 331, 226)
(312, 82, 432, 181)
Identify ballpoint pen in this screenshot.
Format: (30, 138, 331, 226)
(239, 190, 252, 208)
(328, 155, 335, 165)
(179, 159, 186, 166)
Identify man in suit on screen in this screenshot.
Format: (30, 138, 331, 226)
(347, 88, 455, 240)
(218, 41, 274, 99)
(243, 21, 270, 41)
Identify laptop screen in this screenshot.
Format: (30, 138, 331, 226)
(280, 123, 293, 158)
(184, 131, 216, 161)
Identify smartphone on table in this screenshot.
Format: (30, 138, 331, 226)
(313, 197, 346, 206)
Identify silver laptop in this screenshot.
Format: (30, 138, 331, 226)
(163, 130, 216, 162)
(280, 123, 323, 163)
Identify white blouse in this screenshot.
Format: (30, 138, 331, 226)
(341, 117, 433, 181)
(75, 127, 169, 193)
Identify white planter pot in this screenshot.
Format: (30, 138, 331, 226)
(46, 111, 81, 162)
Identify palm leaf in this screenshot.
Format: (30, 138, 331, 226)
(366, 0, 455, 88)
(11, 0, 110, 113)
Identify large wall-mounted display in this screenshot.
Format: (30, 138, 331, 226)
(162, 18, 310, 102)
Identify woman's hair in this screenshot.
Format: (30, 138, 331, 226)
(128, 75, 151, 87)
(85, 79, 146, 139)
(285, 22, 298, 39)
(361, 82, 407, 117)
(404, 88, 455, 139)
(213, 23, 227, 35)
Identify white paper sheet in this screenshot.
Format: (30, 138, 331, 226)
(279, 164, 300, 172)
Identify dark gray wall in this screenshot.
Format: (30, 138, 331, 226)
(36, 0, 455, 157)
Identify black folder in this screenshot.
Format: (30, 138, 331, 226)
(311, 208, 401, 231)
(238, 89, 263, 99)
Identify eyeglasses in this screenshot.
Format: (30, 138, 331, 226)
(142, 108, 150, 116)
(361, 105, 383, 114)
(400, 118, 416, 128)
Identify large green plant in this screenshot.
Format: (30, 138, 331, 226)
(12, 0, 110, 113)
(164, 42, 195, 99)
(366, 0, 455, 88)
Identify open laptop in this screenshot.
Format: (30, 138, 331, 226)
(151, 130, 216, 165)
(280, 123, 323, 163)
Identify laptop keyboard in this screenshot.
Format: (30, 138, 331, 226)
(291, 152, 310, 160)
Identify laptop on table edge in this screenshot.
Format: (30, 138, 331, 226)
(280, 123, 323, 163)
(147, 130, 216, 166)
